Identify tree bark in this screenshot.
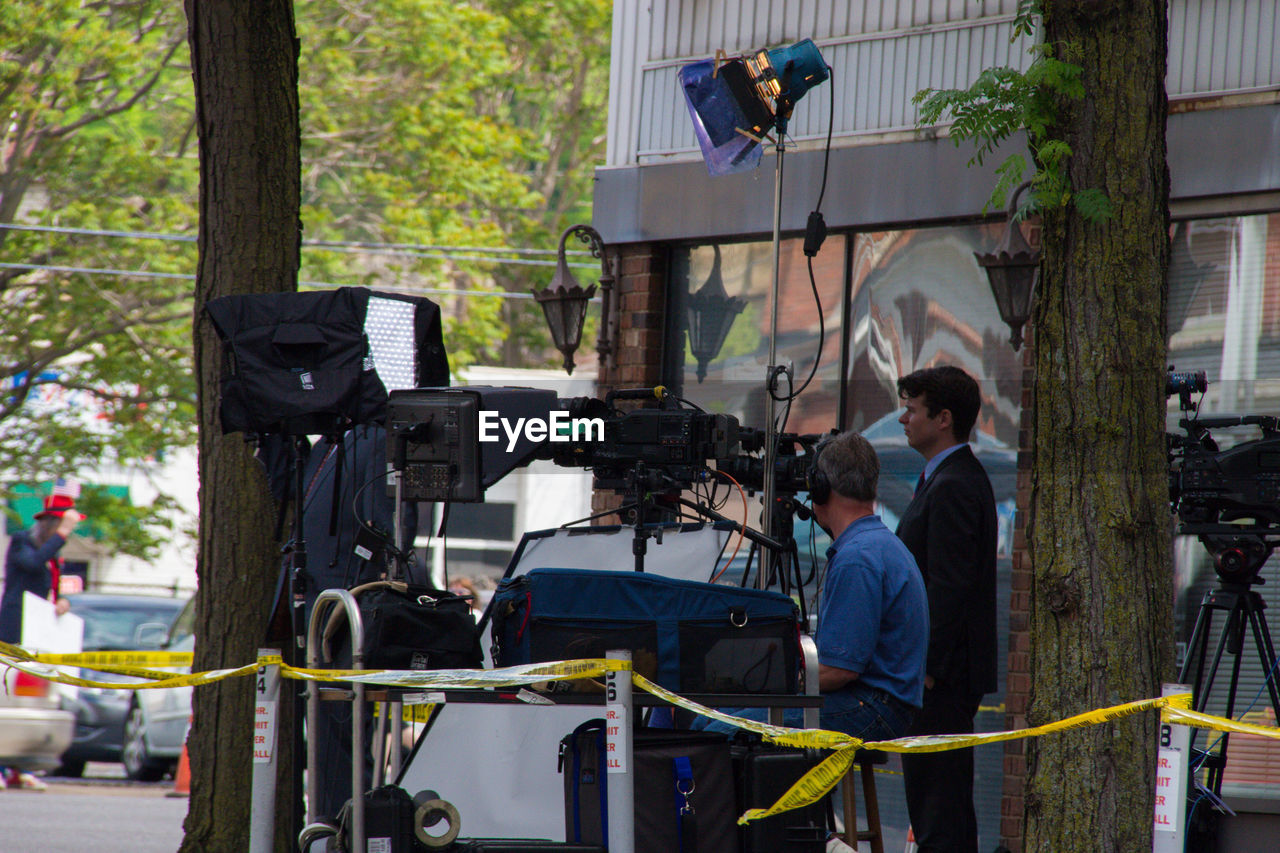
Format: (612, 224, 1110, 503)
(182, 2, 300, 851)
(1023, 2, 1173, 851)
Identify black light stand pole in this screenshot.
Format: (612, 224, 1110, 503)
(288, 434, 311, 849)
(760, 133, 785, 588)
(290, 435, 311, 654)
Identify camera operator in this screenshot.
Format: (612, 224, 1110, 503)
(694, 431, 927, 742)
(807, 430, 928, 740)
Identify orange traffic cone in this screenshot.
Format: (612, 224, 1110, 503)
(167, 721, 192, 798)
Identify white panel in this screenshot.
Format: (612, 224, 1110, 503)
(820, 0, 841, 38)
(707, 0, 726, 59)
(1197, 0, 1218, 92)
(848, 2, 866, 34)
(1168, 0, 1189, 94)
(1264, 0, 1279, 88)
(768, 0, 786, 45)
(1211, 0, 1230, 92)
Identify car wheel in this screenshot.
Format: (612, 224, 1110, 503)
(122, 703, 166, 782)
(53, 756, 86, 778)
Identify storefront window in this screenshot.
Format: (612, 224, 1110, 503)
(665, 236, 846, 436)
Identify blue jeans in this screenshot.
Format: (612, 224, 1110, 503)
(691, 682, 914, 742)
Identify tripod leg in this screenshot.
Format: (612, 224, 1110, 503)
(1207, 612, 1251, 795)
(1179, 595, 1215, 690)
(1246, 601, 1280, 720)
(1199, 608, 1239, 711)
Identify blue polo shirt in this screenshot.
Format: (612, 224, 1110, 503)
(816, 514, 928, 707)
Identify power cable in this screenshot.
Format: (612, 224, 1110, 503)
(0, 262, 574, 302)
(0, 221, 600, 267)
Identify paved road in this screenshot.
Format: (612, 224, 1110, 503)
(0, 765, 187, 853)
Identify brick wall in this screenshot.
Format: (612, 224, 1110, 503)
(591, 242, 669, 523)
(999, 329, 1035, 852)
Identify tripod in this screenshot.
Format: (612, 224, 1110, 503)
(1177, 532, 1280, 799)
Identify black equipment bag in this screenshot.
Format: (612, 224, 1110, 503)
(336, 784, 420, 853)
(559, 720, 737, 853)
(492, 569, 802, 695)
(731, 737, 827, 853)
(205, 286, 448, 435)
(332, 581, 482, 671)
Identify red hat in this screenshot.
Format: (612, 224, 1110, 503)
(35, 493, 78, 520)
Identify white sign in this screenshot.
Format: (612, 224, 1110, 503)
(1153, 744, 1184, 831)
(21, 592, 84, 653)
(1153, 684, 1192, 853)
(604, 706, 627, 774)
(253, 699, 276, 764)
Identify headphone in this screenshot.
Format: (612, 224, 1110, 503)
(807, 440, 831, 506)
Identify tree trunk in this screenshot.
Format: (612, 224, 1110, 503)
(182, 2, 300, 851)
(1023, 2, 1173, 851)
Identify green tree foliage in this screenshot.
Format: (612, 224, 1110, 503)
(472, 0, 613, 367)
(1, 0, 613, 554)
(291, 0, 612, 370)
(0, 0, 196, 554)
(913, 1, 1111, 221)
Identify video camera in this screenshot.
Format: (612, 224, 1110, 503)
(1166, 367, 1280, 581)
(383, 385, 826, 507)
(717, 427, 820, 494)
(385, 386, 749, 501)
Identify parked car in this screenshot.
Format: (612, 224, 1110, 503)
(121, 596, 194, 781)
(0, 664, 74, 775)
(55, 592, 187, 778)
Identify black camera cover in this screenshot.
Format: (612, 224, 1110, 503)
(206, 287, 448, 435)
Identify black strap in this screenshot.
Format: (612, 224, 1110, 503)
(327, 436, 345, 538)
(674, 755, 698, 853)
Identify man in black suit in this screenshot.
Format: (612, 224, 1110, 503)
(894, 365, 998, 853)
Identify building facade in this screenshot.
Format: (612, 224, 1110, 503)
(592, 2, 1280, 849)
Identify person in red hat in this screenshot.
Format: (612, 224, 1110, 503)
(0, 490, 82, 790)
(0, 493, 82, 645)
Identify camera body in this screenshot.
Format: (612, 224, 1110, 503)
(548, 404, 741, 492)
(1169, 417, 1280, 527)
(1166, 369, 1280, 582)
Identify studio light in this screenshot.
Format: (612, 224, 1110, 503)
(679, 38, 830, 176)
(974, 181, 1041, 351)
(533, 224, 617, 375)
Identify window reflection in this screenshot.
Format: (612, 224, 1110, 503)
(666, 236, 845, 436)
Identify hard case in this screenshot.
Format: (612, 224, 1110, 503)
(491, 568, 801, 695)
(559, 720, 738, 853)
(731, 740, 827, 853)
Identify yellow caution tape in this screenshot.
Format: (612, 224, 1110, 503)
(7, 635, 1272, 817)
(31, 650, 193, 668)
(1, 653, 259, 690)
(1162, 705, 1280, 740)
(632, 675, 852, 749)
(280, 657, 629, 689)
(732, 692, 1201, 823)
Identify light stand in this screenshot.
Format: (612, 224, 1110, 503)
(678, 39, 829, 582)
(760, 134, 786, 584)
